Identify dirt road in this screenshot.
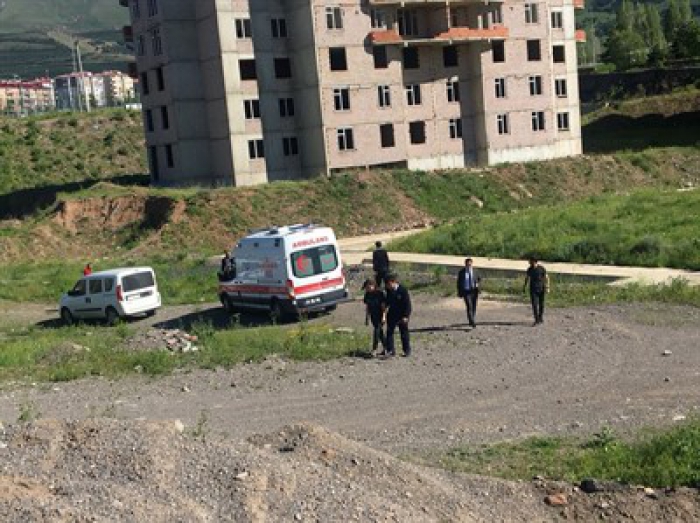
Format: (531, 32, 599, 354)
(1, 295, 698, 455)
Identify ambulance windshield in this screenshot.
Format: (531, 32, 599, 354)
(291, 245, 338, 278)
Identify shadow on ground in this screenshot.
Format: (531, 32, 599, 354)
(583, 111, 700, 153)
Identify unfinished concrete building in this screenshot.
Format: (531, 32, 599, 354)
(121, 0, 585, 186)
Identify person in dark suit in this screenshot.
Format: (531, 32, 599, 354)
(372, 241, 390, 288)
(362, 279, 387, 354)
(457, 258, 481, 328)
(384, 274, 412, 357)
(523, 257, 550, 325)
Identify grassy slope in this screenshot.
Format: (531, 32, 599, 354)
(0, 110, 145, 195)
(390, 189, 700, 270)
(419, 420, 700, 488)
(0, 0, 125, 32)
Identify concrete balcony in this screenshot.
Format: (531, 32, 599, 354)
(575, 29, 587, 43)
(369, 26, 508, 46)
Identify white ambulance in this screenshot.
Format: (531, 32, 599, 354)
(218, 224, 349, 319)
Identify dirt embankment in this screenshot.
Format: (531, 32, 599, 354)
(1, 419, 697, 522)
(53, 195, 186, 233)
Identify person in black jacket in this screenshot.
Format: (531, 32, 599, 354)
(457, 258, 481, 328)
(384, 274, 412, 357)
(372, 241, 390, 288)
(523, 257, 550, 325)
(362, 279, 387, 354)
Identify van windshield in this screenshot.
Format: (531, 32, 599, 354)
(291, 245, 338, 279)
(122, 271, 155, 292)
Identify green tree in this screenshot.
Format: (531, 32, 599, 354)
(678, 0, 693, 23)
(644, 4, 668, 65)
(672, 20, 700, 59)
(605, 29, 649, 70)
(664, 0, 684, 41)
(616, 0, 635, 31)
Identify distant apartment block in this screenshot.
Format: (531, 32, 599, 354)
(101, 70, 138, 106)
(0, 78, 55, 115)
(121, 0, 585, 186)
(55, 72, 109, 110)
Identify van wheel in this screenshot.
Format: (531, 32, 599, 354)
(105, 307, 121, 326)
(145, 310, 156, 318)
(222, 296, 235, 313)
(61, 308, 74, 326)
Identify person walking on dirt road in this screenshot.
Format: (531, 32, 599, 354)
(384, 274, 412, 357)
(457, 258, 481, 328)
(523, 257, 550, 325)
(372, 241, 390, 288)
(363, 279, 387, 354)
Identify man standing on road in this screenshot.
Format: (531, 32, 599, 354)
(384, 274, 412, 357)
(457, 258, 481, 328)
(372, 241, 390, 288)
(83, 263, 92, 276)
(523, 257, 550, 325)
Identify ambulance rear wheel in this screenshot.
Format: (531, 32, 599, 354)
(270, 300, 285, 323)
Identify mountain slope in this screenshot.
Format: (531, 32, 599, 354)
(0, 0, 130, 78)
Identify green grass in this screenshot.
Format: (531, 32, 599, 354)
(0, 257, 216, 305)
(0, 319, 368, 383)
(0, 109, 145, 196)
(425, 420, 700, 488)
(390, 189, 700, 270)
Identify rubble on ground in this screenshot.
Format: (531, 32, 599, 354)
(123, 328, 199, 353)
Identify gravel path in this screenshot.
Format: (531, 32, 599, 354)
(1, 296, 698, 454)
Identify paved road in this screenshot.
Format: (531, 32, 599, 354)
(339, 230, 700, 286)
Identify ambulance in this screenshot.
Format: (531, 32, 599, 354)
(218, 224, 349, 319)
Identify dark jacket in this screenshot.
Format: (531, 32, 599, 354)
(363, 289, 386, 319)
(457, 268, 481, 297)
(386, 284, 412, 321)
(372, 248, 390, 273)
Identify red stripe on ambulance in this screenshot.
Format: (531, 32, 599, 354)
(294, 277, 345, 295)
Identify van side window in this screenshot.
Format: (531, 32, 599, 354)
(72, 280, 87, 296)
(104, 278, 114, 292)
(89, 279, 103, 295)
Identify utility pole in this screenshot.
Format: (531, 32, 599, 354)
(70, 42, 81, 112)
(76, 40, 91, 112)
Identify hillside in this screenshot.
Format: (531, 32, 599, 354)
(0, 148, 698, 264)
(0, 0, 130, 78)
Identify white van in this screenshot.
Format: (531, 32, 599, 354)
(218, 224, 349, 319)
(60, 267, 161, 325)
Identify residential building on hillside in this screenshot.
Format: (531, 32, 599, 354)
(0, 78, 55, 115)
(102, 70, 138, 106)
(120, 0, 585, 186)
(54, 72, 108, 111)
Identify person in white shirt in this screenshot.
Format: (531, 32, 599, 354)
(457, 258, 481, 328)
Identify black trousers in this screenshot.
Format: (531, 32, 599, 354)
(369, 314, 386, 351)
(530, 291, 545, 322)
(375, 270, 389, 288)
(462, 290, 479, 326)
(386, 318, 411, 355)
